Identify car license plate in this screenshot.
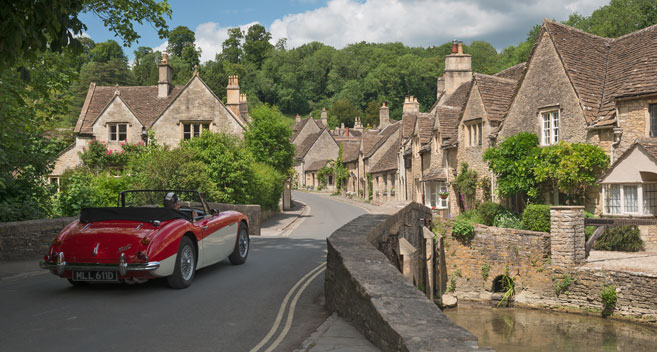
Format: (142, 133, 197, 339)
(72, 271, 118, 282)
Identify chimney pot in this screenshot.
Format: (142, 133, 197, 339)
(457, 41, 463, 55)
(451, 40, 458, 54)
(346, 127, 349, 136)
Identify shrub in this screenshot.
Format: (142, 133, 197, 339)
(594, 226, 644, 252)
(478, 201, 504, 226)
(459, 209, 485, 225)
(554, 273, 573, 297)
(493, 210, 522, 229)
(53, 169, 104, 216)
(601, 284, 617, 317)
(452, 219, 475, 241)
(252, 162, 284, 211)
(521, 204, 551, 232)
(481, 263, 490, 281)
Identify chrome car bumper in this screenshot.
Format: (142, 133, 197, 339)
(40, 252, 160, 276)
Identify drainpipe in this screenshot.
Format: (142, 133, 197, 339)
(611, 127, 623, 164)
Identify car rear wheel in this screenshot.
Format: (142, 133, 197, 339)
(167, 236, 196, 289)
(229, 223, 249, 265)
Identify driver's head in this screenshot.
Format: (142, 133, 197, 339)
(164, 192, 180, 210)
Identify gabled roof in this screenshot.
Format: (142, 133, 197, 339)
(369, 135, 400, 174)
(417, 113, 434, 145)
(362, 122, 401, 159)
(75, 84, 184, 134)
(599, 139, 657, 182)
(539, 20, 657, 127)
(494, 62, 526, 80)
(306, 159, 329, 172)
(543, 20, 610, 125)
(75, 74, 247, 135)
(402, 112, 417, 139)
(296, 131, 321, 159)
(434, 106, 461, 147)
(291, 117, 312, 140)
(341, 141, 361, 163)
(473, 73, 519, 123)
(443, 81, 472, 110)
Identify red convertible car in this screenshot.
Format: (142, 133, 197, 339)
(40, 190, 250, 288)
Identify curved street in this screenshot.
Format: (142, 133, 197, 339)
(0, 191, 366, 352)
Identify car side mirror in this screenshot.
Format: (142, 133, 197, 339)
(210, 208, 219, 215)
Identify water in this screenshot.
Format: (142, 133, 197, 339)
(444, 305, 657, 352)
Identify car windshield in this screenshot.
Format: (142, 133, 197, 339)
(119, 190, 208, 220)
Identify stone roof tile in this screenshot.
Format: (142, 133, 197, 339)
(473, 73, 519, 122)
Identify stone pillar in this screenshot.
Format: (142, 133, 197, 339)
(422, 226, 434, 300)
(550, 206, 586, 268)
(399, 237, 418, 284)
(282, 179, 291, 210)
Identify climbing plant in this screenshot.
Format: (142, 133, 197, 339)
(453, 162, 478, 210)
(335, 143, 349, 191)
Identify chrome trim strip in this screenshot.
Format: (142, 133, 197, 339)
(40, 261, 160, 273)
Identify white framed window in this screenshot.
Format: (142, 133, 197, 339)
(541, 110, 559, 145)
(182, 122, 210, 140)
(425, 181, 448, 209)
(108, 123, 127, 142)
(603, 183, 657, 215)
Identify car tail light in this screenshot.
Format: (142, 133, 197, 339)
(136, 251, 148, 262)
(141, 237, 151, 246)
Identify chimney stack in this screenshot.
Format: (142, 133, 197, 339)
(158, 52, 173, 98)
(379, 101, 390, 127)
(239, 93, 249, 121)
(402, 96, 420, 114)
(354, 116, 363, 131)
(226, 75, 241, 117)
(437, 74, 445, 97)
(296, 114, 301, 123)
(321, 107, 328, 127)
(444, 39, 472, 96)
(346, 127, 349, 136)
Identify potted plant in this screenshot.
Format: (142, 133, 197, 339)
(439, 191, 449, 199)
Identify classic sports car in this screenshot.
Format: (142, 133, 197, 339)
(40, 190, 250, 289)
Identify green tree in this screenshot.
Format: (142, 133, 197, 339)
(182, 132, 255, 204)
(483, 132, 541, 206)
(167, 26, 196, 57)
(243, 24, 273, 69)
(534, 142, 609, 204)
(328, 99, 360, 128)
(1, 0, 171, 68)
(564, 0, 657, 37)
(181, 45, 201, 70)
(363, 100, 380, 128)
(222, 27, 244, 64)
(244, 104, 295, 174)
(89, 40, 126, 63)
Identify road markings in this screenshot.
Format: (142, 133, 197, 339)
(264, 265, 325, 352)
(281, 203, 311, 237)
(249, 262, 326, 352)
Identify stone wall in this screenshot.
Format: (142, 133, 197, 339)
(207, 202, 262, 238)
(616, 96, 657, 157)
(442, 206, 657, 323)
(0, 217, 77, 260)
(326, 202, 486, 351)
(444, 224, 553, 301)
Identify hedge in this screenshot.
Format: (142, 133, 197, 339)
(521, 204, 551, 232)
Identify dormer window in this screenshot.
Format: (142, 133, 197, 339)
(109, 123, 127, 142)
(465, 121, 483, 146)
(541, 110, 559, 145)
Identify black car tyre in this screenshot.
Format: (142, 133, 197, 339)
(229, 223, 249, 265)
(167, 236, 196, 289)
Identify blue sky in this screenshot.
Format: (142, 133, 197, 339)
(80, 0, 608, 63)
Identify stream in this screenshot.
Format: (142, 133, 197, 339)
(444, 305, 657, 351)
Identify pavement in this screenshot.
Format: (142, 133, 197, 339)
(0, 195, 380, 352)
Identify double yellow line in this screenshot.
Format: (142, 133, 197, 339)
(249, 262, 327, 352)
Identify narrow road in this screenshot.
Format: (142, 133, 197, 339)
(0, 191, 366, 352)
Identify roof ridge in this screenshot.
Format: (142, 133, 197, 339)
(543, 18, 611, 42)
(474, 72, 517, 83)
(612, 22, 657, 42)
(494, 62, 526, 77)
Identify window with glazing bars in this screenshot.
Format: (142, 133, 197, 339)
(650, 104, 657, 137)
(644, 183, 657, 215)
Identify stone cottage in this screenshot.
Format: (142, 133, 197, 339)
(51, 54, 249, 184)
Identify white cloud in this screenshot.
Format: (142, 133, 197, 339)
(159, 0, 608, 62)
(268, 0, 609, 50)
(153, 40, 168, 53)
